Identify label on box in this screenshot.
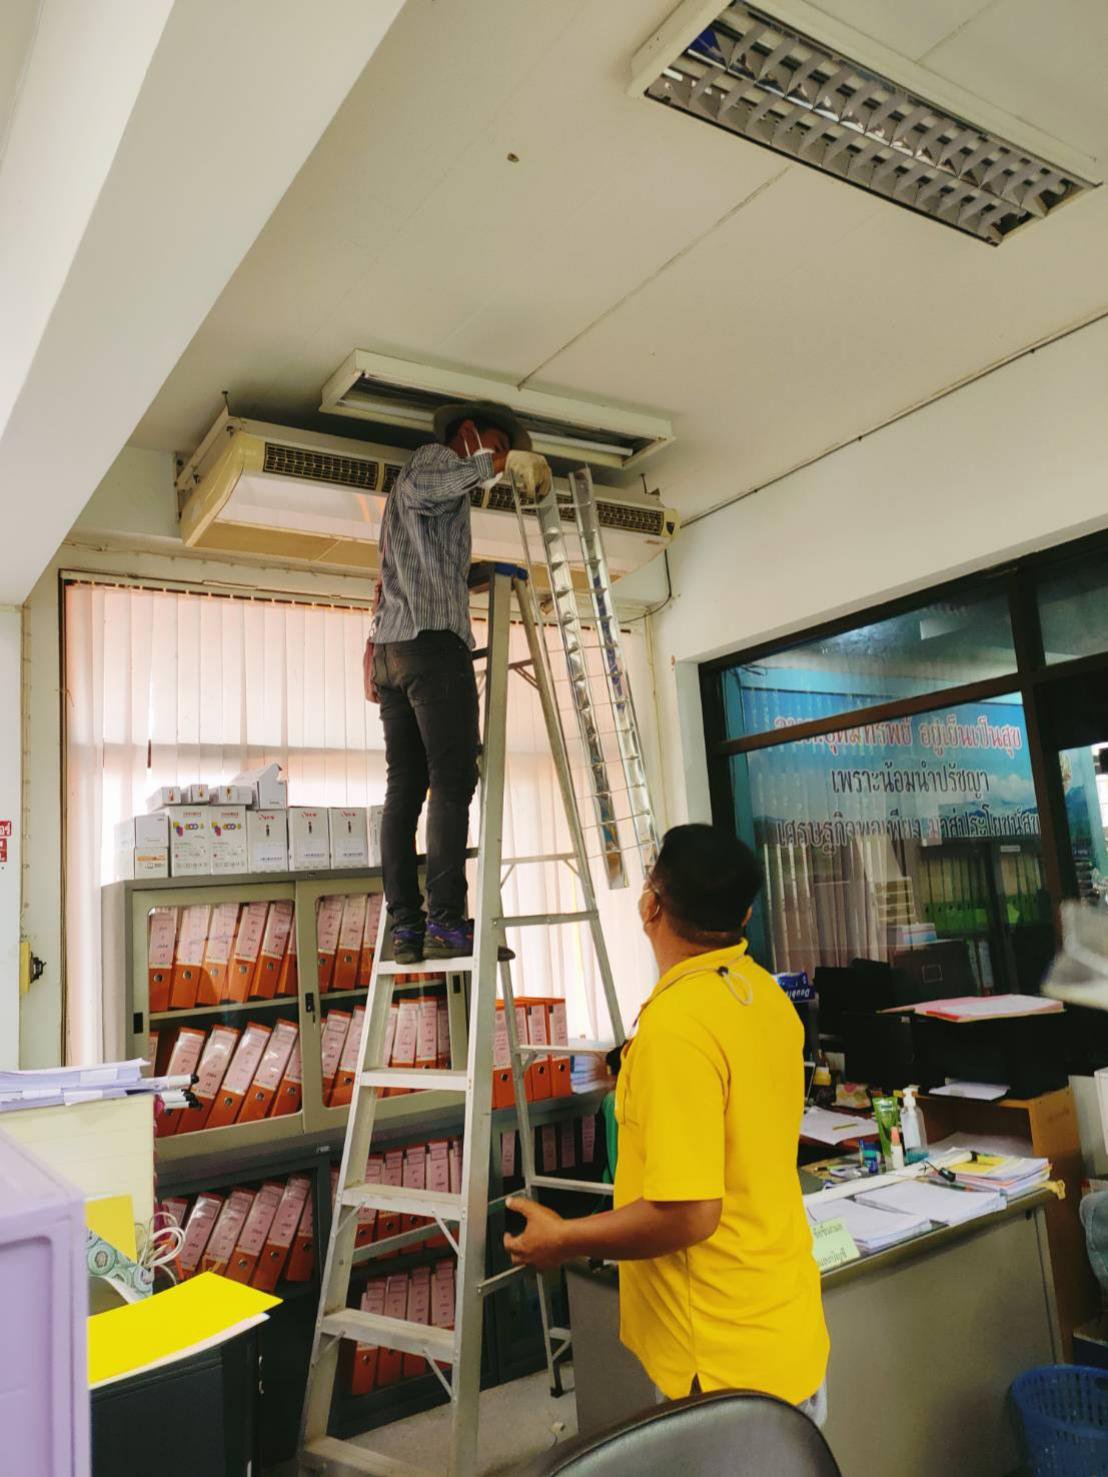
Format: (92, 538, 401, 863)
(403, 1146, 426, 1194)
(361, 1278, 386, 1328)
(363, 894, 383, 949)
(268, 1177, 311, 1249)
(560, 1120, 576, 1168)
(259, 899, 293, 959)
(320, 1012, 351, 1079)
(383, 1004, 398, 1066)
(338, 895, 368, 949)
(222, 1024, 271, 1094)
(360, 1156, 382, 1232)
(436, 1001, 450, 1062)
(427, 1141, 451, 1194)
(384, 1275, 408, 1321)
(330, 807, 369, 868)
(178, 1195, 222, 1273)
(208, 807, 248, 875)
(204, 1189, 254, 1265)
(431, 1262, 454, 1330)
(186, 784, 211, 805)
(316, 896, 345, 953)
(391, 1001, 419, 1067)
(148, 909, 178, 969)
(810, 1217, 860, 1271)
(367, 805, 384, 866)
(383, 1150, 404, 1189)
(416, 998, 439, 1065)
(235, 1182, 284, 1255)
(500, 1131, 516, 1180)
(527, 1004, 549, 1046)
(120, 848, 169, 879)
(195, 1026, 239, 1096)
(233, 902, 269, 964)
(407, 1266, 431, 1326)
(176, 906, 211, 968)
(167, 807, 211, 875)
(247, 810, 289, 872)
(492, 1008, 510, 1070)
(541, 1124, 557, 1173)
(204, 902, 239, 965)
(548, 1000, 569, 1048)
(281, 1033, 302, 1085)
(254, 1020, 299, 1090)
(582, 1115, 597, 1163)
(337, 1009, 365, 1074)
(289, 808, 330, 870)
(166, 1027, 206, 1078)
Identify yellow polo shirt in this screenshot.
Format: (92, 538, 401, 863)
(614, 941, 828, 1403)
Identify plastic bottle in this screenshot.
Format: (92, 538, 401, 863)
(890, 1125, 906, 1171)
(900, 1085, 928, 1165)
(812, 1054, 834, 1109)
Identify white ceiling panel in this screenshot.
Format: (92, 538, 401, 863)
(0, 0, 39, 158)
(133, 0, 1108, 525)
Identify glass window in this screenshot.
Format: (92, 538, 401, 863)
(722, 585, 1017, 739)
(1060, 743, 1108, 901)
(737, 694, 1051, 995)
(1038, 547, 1108, 664)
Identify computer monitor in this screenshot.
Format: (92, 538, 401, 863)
(890, 939, 975, 1005)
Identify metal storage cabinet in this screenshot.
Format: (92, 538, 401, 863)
(0, 1131, 90, 1476)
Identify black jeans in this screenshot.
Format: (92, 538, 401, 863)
(373, 631, 480, 929)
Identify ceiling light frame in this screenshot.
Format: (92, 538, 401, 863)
(630, 0, 1099, 245)
(320, 350, 674, 470)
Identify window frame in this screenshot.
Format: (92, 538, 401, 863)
(700, 528, 1108, 956)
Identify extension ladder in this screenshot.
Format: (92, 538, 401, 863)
(301, 475, 658, 1476)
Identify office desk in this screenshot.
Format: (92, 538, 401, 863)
(565, 1191, 1058, 1477)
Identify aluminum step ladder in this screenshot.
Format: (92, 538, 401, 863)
(299, 562, 628, 1477)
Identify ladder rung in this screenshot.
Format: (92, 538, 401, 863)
(477, 1264, 528, 1297)
(375, 958, 473, 976)
(321, 1308, 455, 1361)
(302, 1435, 436, 1476)
(501, 911, 597, 927)
(360, 1068, 468, 1093)
(341, 1182, 463, 1220)
(516, 1040, 613, 1057)
(550, 1326, 571, 1343)
(352, 1222, 444, 1264)
(530, 1176, 614, 1197)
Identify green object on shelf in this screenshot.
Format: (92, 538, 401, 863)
(601, 1090, 618, 1183)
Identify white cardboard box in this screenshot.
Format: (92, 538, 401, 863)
(368, 804, 384, 867)
(185, 783, 211, 805)
(288, 807, 330, 870)
(233, 763, 288, 810)
(330, 807, 369, 868)
(146, 786, 182, 813)
(208, 806, 249, 875)
(209, 784, 255, 807)
(166, 806, 212, 875)
(114, 814, 169, 851)
(115, 846, 169, 880)
(247, 810, 289, 872)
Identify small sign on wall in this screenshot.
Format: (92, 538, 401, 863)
(0, 820, 10, 867)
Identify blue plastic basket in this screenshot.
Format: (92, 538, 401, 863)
(1011, 1366, 1108, 1476)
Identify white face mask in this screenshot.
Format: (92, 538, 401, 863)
(462, 428, 501, 487)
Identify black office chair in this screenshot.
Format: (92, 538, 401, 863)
(527, 1389, 841, 1476)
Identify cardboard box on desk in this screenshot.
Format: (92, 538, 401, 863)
(247, 810, 288, 872)
(167, 807, 211, 876)
(234, 763, 287, 810)
(207, 806, 248, 875)
(289, 808, 330, 871)
(330, 807, 369, 868)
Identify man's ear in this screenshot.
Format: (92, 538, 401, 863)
(743, 905, 753, 927)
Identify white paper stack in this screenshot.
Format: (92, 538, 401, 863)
(855, 1179, 1004, 1226)
(952, 1155, 1050, 1196)
(807, 1195, 929, 1251)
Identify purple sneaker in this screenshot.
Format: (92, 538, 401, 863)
(425, 920, 515, 962)
(390, 926, 424, 965)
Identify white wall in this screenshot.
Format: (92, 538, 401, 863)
(0, 607, 21, 1067)
(651, 313, 1108, 827)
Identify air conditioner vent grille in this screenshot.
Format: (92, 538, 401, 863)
(470, 485, 667, 535)
(264, 441, 404, 492)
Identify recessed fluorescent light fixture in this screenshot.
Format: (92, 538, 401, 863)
(321, 351, 673, 470)
(630, 0, 1099, 245)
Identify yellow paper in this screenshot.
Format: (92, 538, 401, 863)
(88, 1272, 281, 1387)
(86, 1194, 137, 1260)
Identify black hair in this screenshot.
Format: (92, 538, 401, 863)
(443, 416, 509, 448)
(648, 823, 762, 948)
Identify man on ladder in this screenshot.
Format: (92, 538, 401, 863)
(365, 398, 552, 964)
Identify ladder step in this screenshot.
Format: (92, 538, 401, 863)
(517, 1040, 614, 1057)
(530, 1176, 614, 1197)
(375, 958, 473, 976)
(360, 1068, 468, 1094)
(477, 1264, 528, 1297)
(501, 911, 598, 927)
(321, 1308, 455, 1361)
(302, 1435, 437, 1476)
(341, 1182, 463, 1220)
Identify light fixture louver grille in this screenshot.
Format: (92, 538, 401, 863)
(642, 2, 1094, 244)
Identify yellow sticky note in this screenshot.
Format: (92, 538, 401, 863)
(88, 1272, 281, 1387)
(86, 1194, 137, 1261)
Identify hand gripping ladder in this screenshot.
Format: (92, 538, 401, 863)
(300, 562, 629, 1477)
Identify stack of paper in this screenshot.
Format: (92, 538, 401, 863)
(800, 1106, 878, 1145)
(951, 1154, 1050, 1196)
(907, 994, 1063, 1022)
(855, 1179, 1004, 1226)
(807, 1195, 929, 1251)
(0, 1059, 193, 1113)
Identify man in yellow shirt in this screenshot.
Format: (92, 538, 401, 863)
(504, 824, 829, 1419)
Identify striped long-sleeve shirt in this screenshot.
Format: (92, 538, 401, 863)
(372, 442, 496, 648)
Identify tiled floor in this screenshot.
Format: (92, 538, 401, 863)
(349, 1367, 579, 1474)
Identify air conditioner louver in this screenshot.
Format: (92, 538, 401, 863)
(263, 441, 403, 493)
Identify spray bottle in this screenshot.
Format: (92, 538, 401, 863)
(900, 1085, 928, 1165)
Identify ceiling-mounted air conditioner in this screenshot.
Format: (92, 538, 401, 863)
(320, 350, 674, 471)
(176, 411, 679, 580)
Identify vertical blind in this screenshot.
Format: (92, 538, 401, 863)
(64, 581, 653, 1063)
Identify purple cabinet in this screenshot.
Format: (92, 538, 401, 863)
(0, 1130, 90, 1476)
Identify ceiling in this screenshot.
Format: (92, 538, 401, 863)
(133, 0, 1108, 520)
(0, 0, 40, 160)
